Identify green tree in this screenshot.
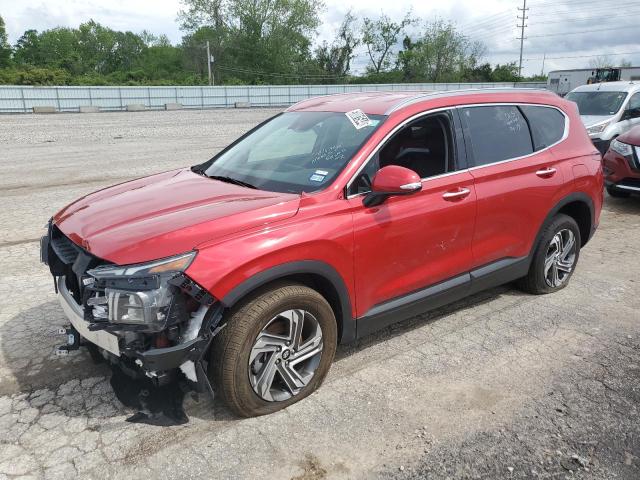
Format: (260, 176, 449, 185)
(361, 11, 413, 74)
(490, 63, 519, 82)
(0, 15, 11, 67)
(180, 0, 323, 84)
(314, 11, 359, 81)
(398, 20, 484, 82)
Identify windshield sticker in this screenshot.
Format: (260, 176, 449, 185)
(345, 109, 372, 129)
(309, 170, 328, 182)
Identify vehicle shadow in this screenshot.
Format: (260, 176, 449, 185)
(334, 284, 512, 363)
(0, 300, 235, 424)
(0, 284, 523, 425)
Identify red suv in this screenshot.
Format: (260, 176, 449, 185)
(603, 125, 640, 197)
(42, 89, 603, 417)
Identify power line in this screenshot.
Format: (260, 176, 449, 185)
(527, 25, 636, 38)
(524, 50, 640, 61)
(528, 13, 640, 26)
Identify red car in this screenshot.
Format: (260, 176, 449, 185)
(603, 125, 640, 197)
(42, 89, 603, 417)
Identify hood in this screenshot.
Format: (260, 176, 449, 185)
(580, 114, 615, 128)
(54, 168, 300, 265)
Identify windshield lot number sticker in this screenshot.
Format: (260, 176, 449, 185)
(345, 109, 371, 129)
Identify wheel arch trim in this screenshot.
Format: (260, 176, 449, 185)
(537, 192, 595, 251)
(220, 260, 356, 343)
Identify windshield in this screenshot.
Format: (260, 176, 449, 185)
(565, 91, 627, 116)
(198, 111, 385, 194)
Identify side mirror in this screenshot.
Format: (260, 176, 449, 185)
(363, 165, 422, 207)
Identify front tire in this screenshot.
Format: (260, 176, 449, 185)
(518, 214, 581, 295)
(210, 283, 337, 417)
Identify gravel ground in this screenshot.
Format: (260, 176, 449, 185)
(0, 109, 638, 480)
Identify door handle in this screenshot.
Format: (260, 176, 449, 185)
(442, 187, 471, 201)
(536, 167, 557, 178)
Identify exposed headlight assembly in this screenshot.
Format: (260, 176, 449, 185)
(86, 252, 196, 330)
(610, 138, 633, 157)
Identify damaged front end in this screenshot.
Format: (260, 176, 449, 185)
(41, 222, 223, 397)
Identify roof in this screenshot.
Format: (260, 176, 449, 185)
(286, 88, 556, 116)
(286, 91, 425, 116)
(571, 81, 640, 93)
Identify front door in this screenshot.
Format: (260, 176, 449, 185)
(346, 110, 476, 325)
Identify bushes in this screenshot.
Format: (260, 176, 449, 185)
(0, 66, 70, 85)
(0, 66, 208, 86)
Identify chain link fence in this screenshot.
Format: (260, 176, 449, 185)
(0, 82, 548, 113)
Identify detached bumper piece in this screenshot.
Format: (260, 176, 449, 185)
(53, 326, 80, 356)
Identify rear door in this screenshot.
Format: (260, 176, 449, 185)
(460, 104, 568, 268)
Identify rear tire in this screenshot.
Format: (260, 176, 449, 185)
(210, 283, 337, 417)
(517, 214, 581, 295)
(606, 185, 631, 198)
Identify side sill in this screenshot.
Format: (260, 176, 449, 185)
(355, 256, 530, 340)
(356, 274, 471, 338)
(468, 256, 530, 295)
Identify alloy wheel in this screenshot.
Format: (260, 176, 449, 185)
(544, 228, 577, 288)
(248, 309, 323, 402)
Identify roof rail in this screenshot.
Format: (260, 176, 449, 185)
(385, 87, 550, 115)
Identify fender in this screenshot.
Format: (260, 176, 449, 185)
(221, 260, 356, 343)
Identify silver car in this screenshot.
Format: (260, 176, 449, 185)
(565, 81, 640, 154)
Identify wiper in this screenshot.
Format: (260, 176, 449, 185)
(209, 175, 257, 189)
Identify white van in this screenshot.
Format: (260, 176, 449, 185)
(565, 81, 640, 154)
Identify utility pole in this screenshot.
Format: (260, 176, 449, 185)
(517, 0, 529, 78)
(541, 52, 546, 77)
(206, 41, 213, 86)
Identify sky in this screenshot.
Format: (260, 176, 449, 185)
(1, 0, 639, 77)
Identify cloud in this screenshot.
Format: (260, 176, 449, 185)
(1, 0, 638, 76)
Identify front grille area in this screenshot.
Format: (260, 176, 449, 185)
(50, 225, 81, 265)
(46, 224, 108, 306)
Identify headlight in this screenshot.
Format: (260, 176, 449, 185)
(610, 138, 633, 157)
(86, 252, 196, 329)
(587, 123, 608, 135)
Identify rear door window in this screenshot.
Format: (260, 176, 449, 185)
(520, 105, 566, 151)
(461, 106, 533, 166)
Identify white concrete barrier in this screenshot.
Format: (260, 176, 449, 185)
(126, 104, 146, 112)
(79, 106, 100, 113)
(33, 106, 56, 114)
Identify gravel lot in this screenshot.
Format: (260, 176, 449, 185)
(0, 109, 639, 480)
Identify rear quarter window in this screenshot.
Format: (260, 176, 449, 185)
(520, 105, 566, 151)
(461, 106, 533, 166)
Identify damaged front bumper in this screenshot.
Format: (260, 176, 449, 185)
(43, 225, 224, 394)
(56, 275, 223, 392)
